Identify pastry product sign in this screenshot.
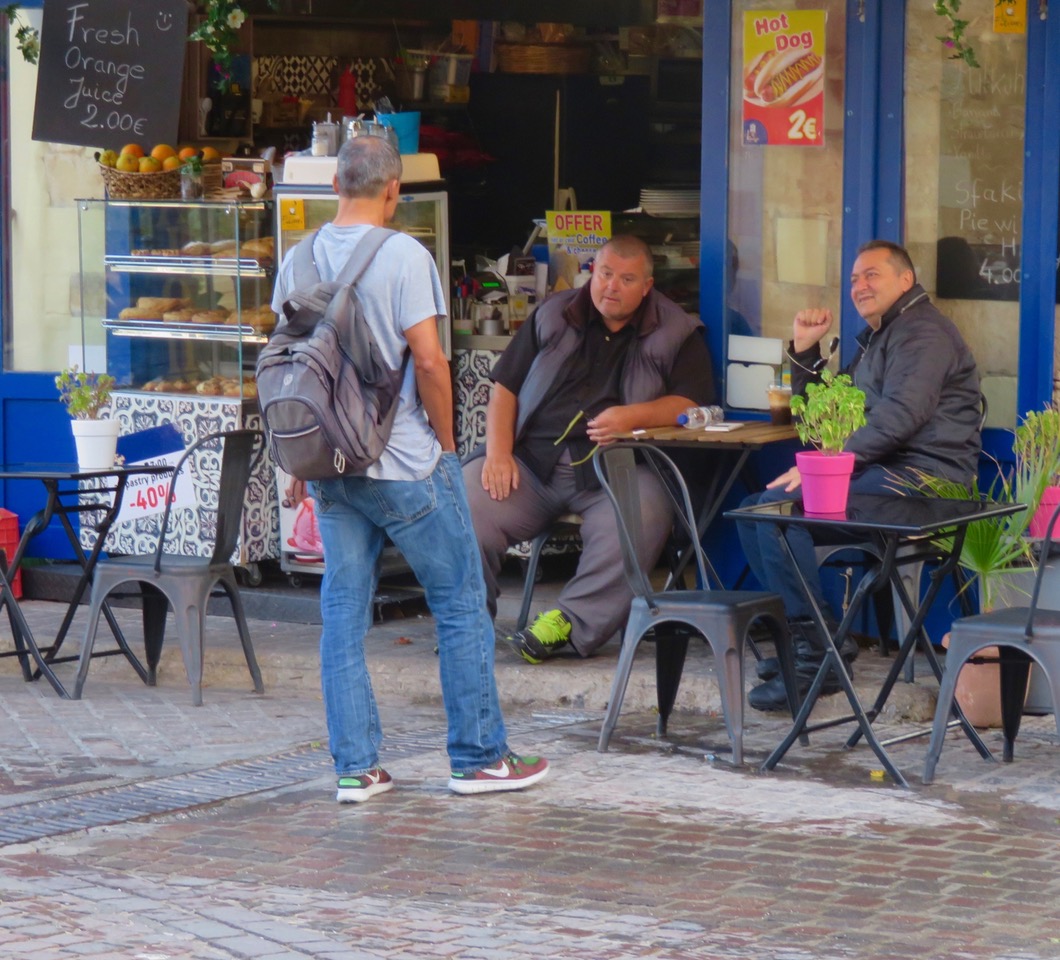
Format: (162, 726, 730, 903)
(741, 10, 826, 147)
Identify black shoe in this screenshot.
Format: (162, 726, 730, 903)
(747, 654, 852, 713)
(755, 634, 859, 682)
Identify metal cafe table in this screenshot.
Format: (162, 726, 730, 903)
(0, 462, 173, 698)
(725, 493, 1025, 786)
(619, 421, 799, 582)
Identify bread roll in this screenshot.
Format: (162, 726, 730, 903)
(181, 241, 211, 257)
(210, 239, 238, 255)
(162, 308, 197, 323)
(191, 308, 229, 324)
(136, 296, 188, 313)
(119, 306, 163, 320)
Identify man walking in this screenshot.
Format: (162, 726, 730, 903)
(272, 136, 548, 800)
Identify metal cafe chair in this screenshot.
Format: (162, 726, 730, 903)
(73, 430, 266, 705)
(514, 513, 583, 632)
(593, 442, 795, 765)
(923, 499, 1060, 784)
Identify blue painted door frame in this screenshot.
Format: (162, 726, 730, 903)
(701, 0, 1057, 417)
(1, 0, 82, 557)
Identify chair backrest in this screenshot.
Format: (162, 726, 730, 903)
(1026, 498, 1060, 637)
(154, 429, 265, 571)
(979, 391, 989, 432)
(593, 443, 717, 605)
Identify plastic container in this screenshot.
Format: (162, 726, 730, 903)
(677, 405, 725, 428)
(430, 53, 473, 100)
(377, 111, 421, 154)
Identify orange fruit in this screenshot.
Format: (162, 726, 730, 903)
(115, 153, 140, 173)
(162, 156, 182, 171)
(200, 146, 222, 163)
(120, 143, 144, 158)
(150, 144, 177, 162)
(138, 156, 162, 173)
(177, 146, 199, 161)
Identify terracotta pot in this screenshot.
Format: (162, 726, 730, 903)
(796, 450, 855, 514)
(941, 631, 1030, 728)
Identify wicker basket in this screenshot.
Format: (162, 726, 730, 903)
(496, 42, 592, 75)
(99, 163, 181, 200)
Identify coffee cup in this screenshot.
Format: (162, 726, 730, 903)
(767, 384, 792, 425)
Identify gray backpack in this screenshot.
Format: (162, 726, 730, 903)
(256, 227, 409, 481)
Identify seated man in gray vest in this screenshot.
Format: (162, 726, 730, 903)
(463, 235, 716, 663)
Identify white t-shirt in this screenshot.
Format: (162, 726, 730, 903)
(272, 222, 448, 481)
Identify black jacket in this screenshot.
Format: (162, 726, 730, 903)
(790, 285, 981, 484)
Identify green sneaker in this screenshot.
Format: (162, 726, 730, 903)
(507, 609, 572, 664)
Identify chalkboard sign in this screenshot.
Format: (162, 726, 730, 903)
(935, 49, 1025, 302)
(32, 0, 189, 149)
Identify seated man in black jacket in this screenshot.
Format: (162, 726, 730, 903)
(736, 239, 983, 711)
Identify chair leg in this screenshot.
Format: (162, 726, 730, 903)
(219, 570, 264, 694)
(654, 628, 689, 737)
(515, 531, 549, 633)
(170, 600, 206, 706)
(999, 647, 1032, 763)
(140, 583, 169, 686)
(598, 620, 647, 752)
(73, 584, 110, 700)
(923, 656, 966, 784)
(713, 628, 745, 767)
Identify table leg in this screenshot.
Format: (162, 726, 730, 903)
(40, 477, 150, 685)
(762, 529, 910, 786)
(846, 530, 993, 762)
(666, 449, 752, 590)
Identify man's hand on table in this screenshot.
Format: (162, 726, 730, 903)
(481, 453, 520, 501)
(586, 406, 633, 446)
(767, 465, 802, 492)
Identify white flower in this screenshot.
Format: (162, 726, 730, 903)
(227, 8, 245, 30)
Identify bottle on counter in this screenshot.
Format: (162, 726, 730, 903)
(677, 404, 725, 429)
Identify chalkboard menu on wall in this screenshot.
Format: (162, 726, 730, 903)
(32, 0, 189, 149)
(935, 52, 1025, 302)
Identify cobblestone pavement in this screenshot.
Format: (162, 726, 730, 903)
(1, 601, 1060, 959)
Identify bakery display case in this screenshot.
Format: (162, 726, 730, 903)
(76, 198, 275, 400)
(75, 198, 279, 573)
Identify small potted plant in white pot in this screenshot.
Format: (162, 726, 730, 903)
(790, 370, 867, 514)
(55, 365, 119, 471)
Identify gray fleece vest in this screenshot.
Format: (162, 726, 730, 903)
(514, 287, 702, 441)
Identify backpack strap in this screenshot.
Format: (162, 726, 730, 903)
(332, 227, 399, 287)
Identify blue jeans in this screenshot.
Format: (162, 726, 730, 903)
(736, 464, 909, 622)
(311, 452, 508, 776)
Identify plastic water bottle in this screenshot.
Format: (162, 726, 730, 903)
(677, 405, 725, 429)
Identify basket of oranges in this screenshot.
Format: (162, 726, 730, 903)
(96, 144, 193, 200)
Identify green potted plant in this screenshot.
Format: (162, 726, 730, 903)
(55, 365, 120, 471)
(790, 370, 867, 513)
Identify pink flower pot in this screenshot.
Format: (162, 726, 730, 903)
(1030, 485, 1060, 540)
(796, 450, 856, 514)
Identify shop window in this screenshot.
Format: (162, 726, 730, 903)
(904, 0, 1026, 428)
(725, 0, 845, 411)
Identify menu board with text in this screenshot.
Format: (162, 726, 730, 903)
(32, 0, 188, 149)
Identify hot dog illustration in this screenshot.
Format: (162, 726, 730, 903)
(743, 48, 824, 108)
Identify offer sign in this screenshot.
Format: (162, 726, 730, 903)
(113, 424, 194, 525)
(741, 10, 826, 147)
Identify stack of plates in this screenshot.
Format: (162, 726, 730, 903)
(639, 187, 701, 217)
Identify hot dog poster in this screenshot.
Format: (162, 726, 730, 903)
(741, 10, 826, 147)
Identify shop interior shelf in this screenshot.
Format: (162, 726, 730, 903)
(102, 318, 269, 344)
(105, 255, 272, 278)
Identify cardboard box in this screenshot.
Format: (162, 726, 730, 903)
(220, 157, 273, 192)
